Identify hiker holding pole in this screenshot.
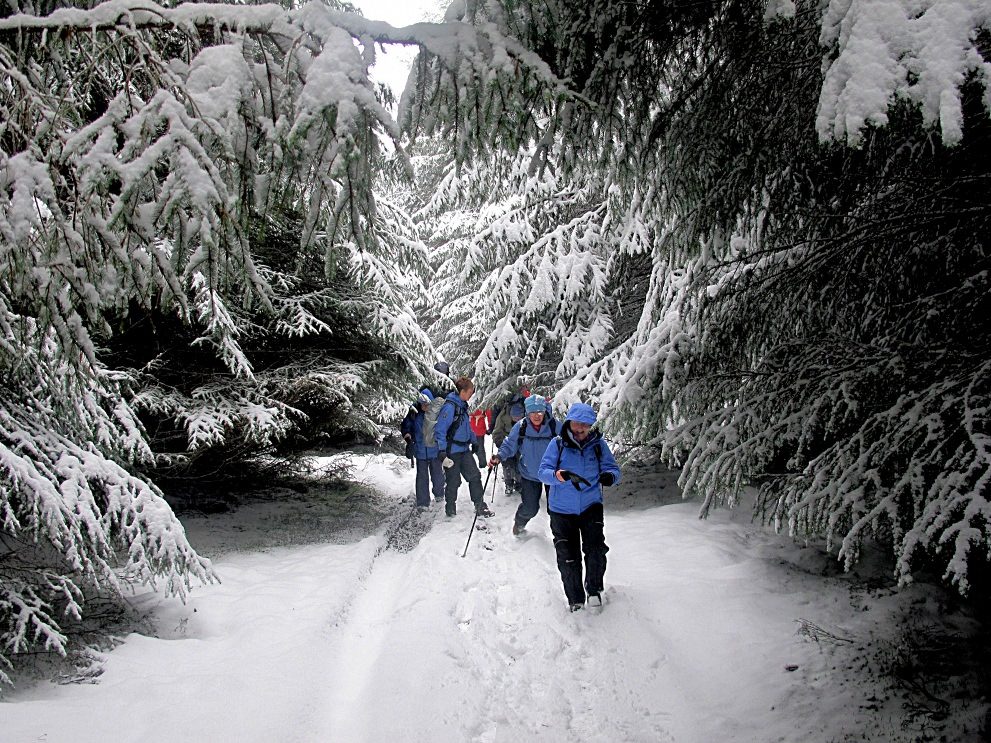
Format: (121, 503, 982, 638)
(488, 394, 561, 537)
(434, 376, 495, 519)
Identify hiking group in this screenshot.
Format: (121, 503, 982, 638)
(401, 362, 622, 612)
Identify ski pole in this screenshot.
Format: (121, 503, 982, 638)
(490, 462, 499, 503)
(462, 465, 494, 558)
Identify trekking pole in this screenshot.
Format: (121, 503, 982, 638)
(490, 462, 499, 503)
(462, 465, 494, 558)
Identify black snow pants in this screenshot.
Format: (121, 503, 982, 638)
(549, 502, 608, 605)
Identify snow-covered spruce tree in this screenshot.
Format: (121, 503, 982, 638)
(0, 0, 450, 680)
(411, 138, 620, 403)
(404, 0, 991, 592)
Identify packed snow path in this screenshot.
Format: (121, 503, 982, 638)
(4, 453, 894, 742)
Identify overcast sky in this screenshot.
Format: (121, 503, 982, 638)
(355, 0, 444, 100)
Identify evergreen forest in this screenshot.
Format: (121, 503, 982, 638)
(0, 0, 989, 687)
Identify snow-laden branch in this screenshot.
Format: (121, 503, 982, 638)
(817, 0, 991, 146)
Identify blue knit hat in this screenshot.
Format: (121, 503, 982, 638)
(509, 403, 525, 419)
(523, 395, 547, 415)
(565, 402, 597, 425)
(524, 395, 546, 414)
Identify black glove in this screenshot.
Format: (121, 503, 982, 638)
(404, 440, 414, 460)
(560, 470, 593, 489)
(599, 472, 615, 486)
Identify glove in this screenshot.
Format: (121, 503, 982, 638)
(442, 457, 455, 469)
(488, 455, 501, 468)
(599, 472, 615, 486)
(404, 440, 414, 461)
(560, 470, 593, 489)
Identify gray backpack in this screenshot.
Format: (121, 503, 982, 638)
(422, 397, 450, 449)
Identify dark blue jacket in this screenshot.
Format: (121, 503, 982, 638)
(538, 426, 621, 514)
(497, 417, 561, 482)
(434, 392, 476, 455)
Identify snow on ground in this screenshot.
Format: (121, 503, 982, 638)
(3, 452, 987, 742)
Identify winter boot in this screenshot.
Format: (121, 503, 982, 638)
(568, 603, 584, 613)
(475, 503, 494, 518)
(445, 504, 456, 517)
(512, 520, 524, 536)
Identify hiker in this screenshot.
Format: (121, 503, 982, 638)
(490, 385, 529, 494)
(469, 407, 492, 468)
(488, 394, 561, 536)
(538, 402, 621, 612)
(400, 389, 445, 508)
(435, 376, 494, 518)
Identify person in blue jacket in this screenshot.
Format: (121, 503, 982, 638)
(538, 402, 621, 612)
(488, 394, 561, 536)
(400, 389, 445, 508)
(435, 376, 494, 518)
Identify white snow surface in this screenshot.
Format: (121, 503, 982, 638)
(2, 452, 977, 742)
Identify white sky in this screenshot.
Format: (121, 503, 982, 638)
(354, 0, 444, 100)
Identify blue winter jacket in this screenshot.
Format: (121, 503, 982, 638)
(400, 393, 439, 461)
(538, 425, 621, 515)
(497, 417, 562, 482)
(434, 392, 477, 455)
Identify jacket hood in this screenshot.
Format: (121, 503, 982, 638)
(564, 402, 597, 425)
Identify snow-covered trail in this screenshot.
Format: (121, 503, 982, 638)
(3, 453, 863, 743)
(297, 493, 814, 743)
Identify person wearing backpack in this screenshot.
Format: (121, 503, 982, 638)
(538, 402, 621, 612)
(435, 376, 494, 518)
(488, 394, 561, 536)
(400, 389, 445, 508)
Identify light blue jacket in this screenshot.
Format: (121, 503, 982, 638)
(538, 426, 621, 515)
(497, 417, 561, 482)
(434, 393, 477, 455)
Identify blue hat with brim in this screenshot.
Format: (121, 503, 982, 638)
(565, 402, 597, 425)
(524, 395, 546, 414)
